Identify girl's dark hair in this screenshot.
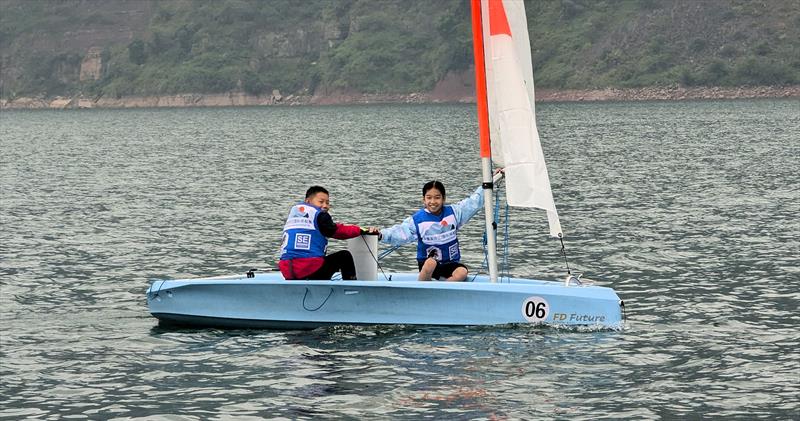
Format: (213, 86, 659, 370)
(422, 180, 446, 197)
(305, 185, 329, 199)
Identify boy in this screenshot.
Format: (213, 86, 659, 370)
(279, 186, 378, 280)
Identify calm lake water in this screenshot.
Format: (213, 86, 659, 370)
(1, 100, 798, 419)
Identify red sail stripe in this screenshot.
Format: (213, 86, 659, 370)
(470, 0, 491, 158)
(488, 0, 511, 36)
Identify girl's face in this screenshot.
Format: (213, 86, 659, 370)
(422, 188, 445, 214)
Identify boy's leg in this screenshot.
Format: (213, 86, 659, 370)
(307, 250, 356, 280)
(329, 250, 357, 280)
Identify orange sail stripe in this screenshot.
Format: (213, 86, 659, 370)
(470, 0, 491, 158)
(488, 0, 511, 36)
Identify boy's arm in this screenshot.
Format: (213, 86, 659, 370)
(332, 223, 363, 239)
(317, 211, 338, 237)
(317, 212, 362, 239)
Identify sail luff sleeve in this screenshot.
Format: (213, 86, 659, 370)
(471, 0, 491, 159)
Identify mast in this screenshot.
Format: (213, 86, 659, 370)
(470, 0, 499, 283)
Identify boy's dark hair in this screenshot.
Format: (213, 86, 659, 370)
(305, 185, 329, 200)
(422, 180, 446, 198)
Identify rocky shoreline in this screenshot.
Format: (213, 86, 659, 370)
(1, 85, 797, 110)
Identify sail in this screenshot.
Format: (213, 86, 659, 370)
(480, 0, 563, 237)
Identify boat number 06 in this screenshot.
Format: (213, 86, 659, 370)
(521, 296, 550, 323)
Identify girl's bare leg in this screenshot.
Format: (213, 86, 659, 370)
(418, 258, 437, 281)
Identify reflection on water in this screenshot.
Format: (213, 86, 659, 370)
(1, 100, 798, 418)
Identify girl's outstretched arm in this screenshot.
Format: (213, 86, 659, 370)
(379, 216, 417, 246)
(452, 185, 484, 228)
(453, 171, 504, 227)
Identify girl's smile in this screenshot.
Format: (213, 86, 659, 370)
(423, 188, 445, 214)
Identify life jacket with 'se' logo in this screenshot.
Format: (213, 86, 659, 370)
(280, 203, 328, 260)
(412, 206, 460, 263)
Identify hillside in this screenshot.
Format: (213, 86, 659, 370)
(0, 0, 798, 102)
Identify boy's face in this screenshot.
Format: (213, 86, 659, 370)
(307, 192, 330, 211)
(423, 188, 445, 214)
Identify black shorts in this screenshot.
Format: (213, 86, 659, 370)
(417, 260, 468, 280)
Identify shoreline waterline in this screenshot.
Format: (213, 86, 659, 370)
(2, 85, 798, 110)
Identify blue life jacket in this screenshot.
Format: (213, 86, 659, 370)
(412, 206, 460, 263)
(280, 203, 328, 260)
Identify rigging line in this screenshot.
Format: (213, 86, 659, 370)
(302, 287, 334, 311)
(378, 244, 402, 260)
(472, 230, 487, 282)
(558, 233, 572, 275)
(493, 185, 511, 283)
(469, 230, 486, 282)
(502, 199, 510, 282)
(470, 229, 489, 282)
(146, 278, 166, 297)
(473, 230, 488, 282)
(360, 234, 392, 281)
(493, 185, 507, 282)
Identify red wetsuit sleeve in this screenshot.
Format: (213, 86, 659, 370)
(317, 211, 362, 240)
(332, 223, 362, 240)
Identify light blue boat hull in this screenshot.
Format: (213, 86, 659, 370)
(146, 272, 624, 329)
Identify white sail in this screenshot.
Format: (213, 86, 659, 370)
(480, 0, 562, 237)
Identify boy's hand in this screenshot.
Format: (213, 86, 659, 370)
(361, 226, 382, 240)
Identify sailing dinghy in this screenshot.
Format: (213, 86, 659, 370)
(147, 0, 624, 330)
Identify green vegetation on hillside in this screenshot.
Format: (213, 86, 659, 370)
(1, 0, 797, 99)
(86, 0, 330, 98)
(528, 0, 799, 88)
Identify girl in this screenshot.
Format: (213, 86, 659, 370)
(380, 180, 485, 281)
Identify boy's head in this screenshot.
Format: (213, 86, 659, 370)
(305, 186, 330, 211)
(422, 180, 446, 214)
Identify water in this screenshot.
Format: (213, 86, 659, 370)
(1, 100, 798, 419)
